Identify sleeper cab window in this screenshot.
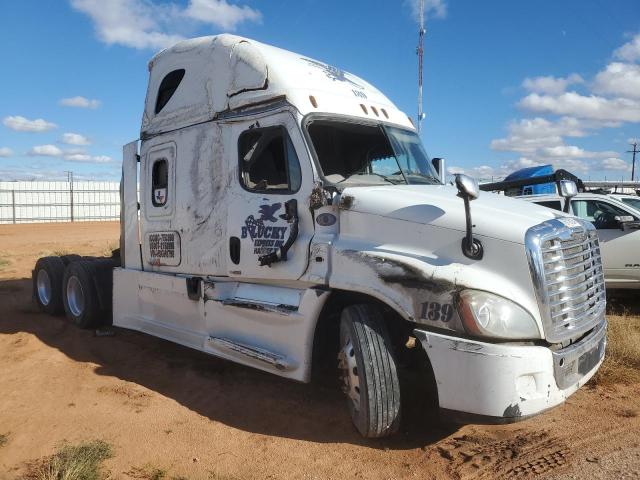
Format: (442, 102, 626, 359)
(155, 69, 185, 114)
(238, 126, 302, 193)
(152, 159, 169, 207)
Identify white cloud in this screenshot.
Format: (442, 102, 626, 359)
(27, 144, 112, 163)
(408, 0, 447, 21)
(28, 144, 64, 157)
(70, 0, 262, 50)
(3, 115, 57, 132)
(614, 33, 640, 63)
(519, 92, 640, 122)
(593, 62, 640, 100)
(65, 154, 113, 163)
(602, 157, 631, 171)
(62, 133, 91, 145)
(91, 155, 113, 163)
(490, 117, 590, 153)
(0, 147, 13, 157)
(59, 96, 101, 109)
(185, 0, 261, 30)
(538, 145, 618, 159)
(522, 74, 583, 95)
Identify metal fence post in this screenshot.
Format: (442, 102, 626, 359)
(11, 189, 16, 224)
(69, 176, 74, 222)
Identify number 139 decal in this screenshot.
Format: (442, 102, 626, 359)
(420, 302, 454, 322)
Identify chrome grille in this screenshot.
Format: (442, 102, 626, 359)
(526, 218, 606, 343)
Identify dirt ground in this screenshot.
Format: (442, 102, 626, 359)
(0, 222, 639, 480)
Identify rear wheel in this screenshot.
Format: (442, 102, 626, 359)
(33, 256, 66, 315)
(63, 261, 102, 329)
(60, 254, 82, 266)
(338, 304, 401, 438)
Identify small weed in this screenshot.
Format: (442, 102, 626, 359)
(102, 242, 119, 258)
(0, 432, 9, 448)
(126, 465, 168, 480)
(619, 408, 638, 418)
(25, 439, 112, 480)
(0, 258, 10, 270)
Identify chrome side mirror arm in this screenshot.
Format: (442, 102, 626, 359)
(455, 174, 483, 260)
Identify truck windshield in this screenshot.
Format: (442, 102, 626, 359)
(307, 120, 440, 186)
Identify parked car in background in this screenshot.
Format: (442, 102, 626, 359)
(518, 192, 640, 290)
(607, 193, 640, 212)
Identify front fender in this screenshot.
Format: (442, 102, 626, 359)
(328, 233, 542, 336)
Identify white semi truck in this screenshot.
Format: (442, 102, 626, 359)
(33, 34, 607, 438)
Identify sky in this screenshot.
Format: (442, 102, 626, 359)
(0, 0, 639, 181)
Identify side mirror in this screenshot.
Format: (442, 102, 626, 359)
(431, 157, 446, 183)
(558, 180, 578, 198)
(557, 180, 578, 213)
(613, 215, 640, 231)
(455, 174, 480, 200)
(454, 174, 482, 260)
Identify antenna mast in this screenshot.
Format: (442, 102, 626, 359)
(417, 0, 426, 133)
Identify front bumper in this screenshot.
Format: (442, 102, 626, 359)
(414, 319, 607, 421)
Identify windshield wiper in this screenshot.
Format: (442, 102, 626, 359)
(405, 172, 441, 184)
(336, 172, 399, 185)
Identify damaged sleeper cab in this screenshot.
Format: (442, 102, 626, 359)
(32, 34, 607, 438)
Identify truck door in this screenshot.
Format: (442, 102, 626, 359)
(571, 198, 640, 286)
(225, 111, 314, 281)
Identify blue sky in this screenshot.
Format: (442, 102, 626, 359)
(0, 0, 639, 181)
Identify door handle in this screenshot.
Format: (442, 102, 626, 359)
(229, 236, 241, 265)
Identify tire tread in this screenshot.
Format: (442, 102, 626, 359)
(341, 304, 401, 438)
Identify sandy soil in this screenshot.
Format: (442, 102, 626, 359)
(0, 222, 639, 480)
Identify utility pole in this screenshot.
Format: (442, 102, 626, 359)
(629, 141, 639, 181)
(416, 0, 426, 133)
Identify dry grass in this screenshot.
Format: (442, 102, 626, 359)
(592, 313, 640, 385)
(25, 440, 112, 480)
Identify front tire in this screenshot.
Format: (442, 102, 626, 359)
(338, 304, 401, 438)
(62, 261, 102, 329)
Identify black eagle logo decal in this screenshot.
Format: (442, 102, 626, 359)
(258, 203, 282, 223)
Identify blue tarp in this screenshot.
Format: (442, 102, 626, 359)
(504, 164, 555, 196)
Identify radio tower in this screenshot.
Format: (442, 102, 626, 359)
(417, 0, 426, 133)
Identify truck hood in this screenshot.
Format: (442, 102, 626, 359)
(338, 184, 564, 244)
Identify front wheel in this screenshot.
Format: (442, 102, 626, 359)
(338, 304, 401, 438)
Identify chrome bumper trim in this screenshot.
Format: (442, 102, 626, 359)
(552, 318, 607, 390)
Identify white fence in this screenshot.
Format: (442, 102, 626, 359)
(0, 181, 120, 224)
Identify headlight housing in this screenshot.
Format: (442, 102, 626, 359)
(458, 290, 541, 340)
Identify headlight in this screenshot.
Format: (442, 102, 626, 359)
(458, 290, 541, 339)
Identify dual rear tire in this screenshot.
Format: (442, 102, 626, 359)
(33, 257, 106, 328)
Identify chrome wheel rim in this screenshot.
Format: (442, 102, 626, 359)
(36, 269, 52, 306)
(66, 276, 85, 317)
(338, 336, 360, 410)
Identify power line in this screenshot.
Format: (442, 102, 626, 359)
(629, 141, 639, 181)
(416, 0, 425, 133)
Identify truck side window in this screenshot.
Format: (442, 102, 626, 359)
(155, 69, 185, 114)
(571, 199, 636, 229)
(152, 159, 168, 206)
(535, 200, 562, 211)
(238, 126, 301, 193)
